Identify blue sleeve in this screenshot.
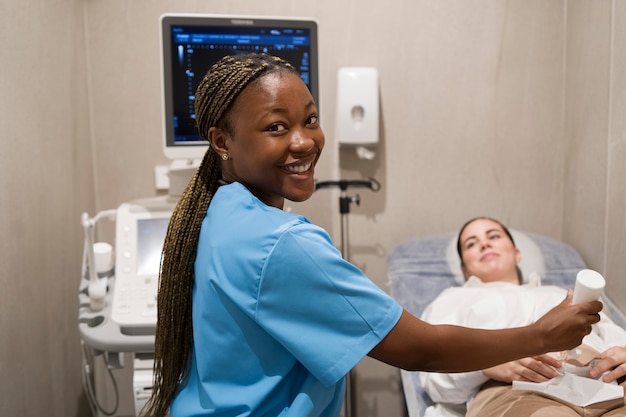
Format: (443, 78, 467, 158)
(255, 223, 403, 386)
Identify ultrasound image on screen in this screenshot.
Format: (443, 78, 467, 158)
(166, 23, 314, 145)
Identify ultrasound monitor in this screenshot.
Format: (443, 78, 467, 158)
(160, 14, 319, 161)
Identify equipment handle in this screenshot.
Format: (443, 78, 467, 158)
(315, 178, 380, 191)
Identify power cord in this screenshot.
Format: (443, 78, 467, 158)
(81, 341, 120, 416)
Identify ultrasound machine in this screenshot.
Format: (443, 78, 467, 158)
(78, 14, 318, 416)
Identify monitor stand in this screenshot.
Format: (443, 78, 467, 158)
(168, 159, 200, 196)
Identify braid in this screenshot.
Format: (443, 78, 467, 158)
(142, 53, 296, 417)
(195, 54, 296, 136)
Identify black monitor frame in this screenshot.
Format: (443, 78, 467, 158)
(160, 14, 319, 160)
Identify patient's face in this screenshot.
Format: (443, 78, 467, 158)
(459, 219, 521, 284)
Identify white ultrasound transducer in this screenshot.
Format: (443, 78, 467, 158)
(111, 200, 174, 334)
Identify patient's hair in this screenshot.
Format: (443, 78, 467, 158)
(142, 53, 297, 417)
(456, 216, 522, 283)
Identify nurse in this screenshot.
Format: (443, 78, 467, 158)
(142, 54, 601, 417)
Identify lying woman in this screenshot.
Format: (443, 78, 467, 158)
(420, 217, 626, 417)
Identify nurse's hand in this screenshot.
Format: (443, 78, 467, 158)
(533, 290, 602, 352)
(482, 354, 562, 383)
(589, 346, 626, 386)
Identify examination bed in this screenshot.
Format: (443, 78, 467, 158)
(387, 230, 626, 417)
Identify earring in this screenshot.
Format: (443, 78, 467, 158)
(221, 153, 229, 161)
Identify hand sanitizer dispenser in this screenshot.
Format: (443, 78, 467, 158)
(336, 67, 379, 146)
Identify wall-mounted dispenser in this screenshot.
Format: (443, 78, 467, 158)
(336, 67, 379, 147)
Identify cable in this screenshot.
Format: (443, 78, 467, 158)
(80, 208, 120, 416)
(81, 341, 120, 416)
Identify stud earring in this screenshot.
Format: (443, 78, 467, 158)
(221, 153, 229, 161)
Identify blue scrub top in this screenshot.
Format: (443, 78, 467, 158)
(171, 182, 402, 417)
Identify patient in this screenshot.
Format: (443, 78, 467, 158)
(420, 217, 626, 417)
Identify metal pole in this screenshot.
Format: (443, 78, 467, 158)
(314, 178, 380, 417)
(339, 200, 352, 417)
(339, 190, 352, 260)
(344, 372, 353, 417)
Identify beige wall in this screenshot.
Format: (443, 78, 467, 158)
(1, 0, 93, 416)
(605, 0, 626, 309)
(563, 0, 626, 312)
(2, 0, 625, 416)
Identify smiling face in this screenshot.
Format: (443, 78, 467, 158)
(458, 218, 521, 284)
(209, 71, 325, 209)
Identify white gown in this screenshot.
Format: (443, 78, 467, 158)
(420, 275, 626, 417)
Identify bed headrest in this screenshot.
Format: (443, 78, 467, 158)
(445, 229, 546, 285)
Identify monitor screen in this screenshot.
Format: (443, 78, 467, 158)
(160, 14, 319, 160)
(136, 217, 169, 276)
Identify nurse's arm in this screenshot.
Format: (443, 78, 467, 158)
(368, 293, 601, 373)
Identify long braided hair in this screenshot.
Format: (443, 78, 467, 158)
(142, 54, 297, 417)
